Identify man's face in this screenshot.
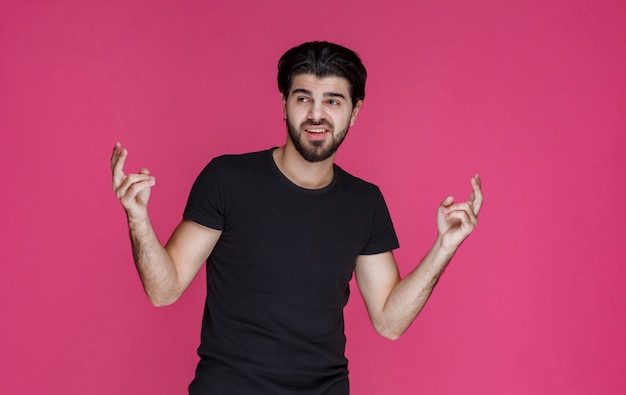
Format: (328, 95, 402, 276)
(282, 73, 362, 163)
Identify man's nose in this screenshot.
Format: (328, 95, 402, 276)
(307, 101, 325, 121)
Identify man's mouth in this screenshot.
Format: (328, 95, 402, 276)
(300, 120, 333, 140)
(306, 128, 327, 134)
(304, 127, 330, 140)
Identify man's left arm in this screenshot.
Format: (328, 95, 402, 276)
(355, 174, 483, 340)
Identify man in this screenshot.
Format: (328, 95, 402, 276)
(111, 41, 482, 394)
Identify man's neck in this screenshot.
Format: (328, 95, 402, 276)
(272, 143, 336, 190)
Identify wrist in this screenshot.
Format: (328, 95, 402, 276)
(433, 235, 458, 260)
(126, 211, 150, 228)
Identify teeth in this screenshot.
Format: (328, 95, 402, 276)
(308, 129, 326, 133)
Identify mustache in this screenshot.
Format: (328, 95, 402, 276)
(300, 119, 333, 128)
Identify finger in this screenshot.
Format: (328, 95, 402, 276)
(443, 201, 473, 213)
(111, 146, 129, 189)
(116, 177, 155, 210)
(110, 142, 124, 170)
(115, 173, 154, 199)
(439, 196, 455, 211)
(470, 174, 483, 215)
(122, 177, 154, 196)
(116, 173, 154, 193)
(443, 202, 477, 223)
(445, 208, 477, 228)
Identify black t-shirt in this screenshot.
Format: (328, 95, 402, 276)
(184, 148, 399, 394)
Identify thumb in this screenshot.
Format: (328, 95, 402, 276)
(440, 196, 454, 210)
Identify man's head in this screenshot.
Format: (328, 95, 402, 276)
(277, 41, 367, 108)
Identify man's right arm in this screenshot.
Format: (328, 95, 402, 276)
(111, 142, 222, 306)
(129, 217, 221, 306)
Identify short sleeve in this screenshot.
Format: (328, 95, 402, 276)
(360, 188, 399, 255)
(183, 158, 226, 231)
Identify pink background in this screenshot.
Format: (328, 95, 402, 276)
(2, 0, 625, 394)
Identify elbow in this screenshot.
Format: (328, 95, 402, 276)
(150, 298, 176, 307)
(146, 290, 181, 307)
(373, 321, 405, 341)
(378, 329, 403, 341)
(384, 332, 402, 341)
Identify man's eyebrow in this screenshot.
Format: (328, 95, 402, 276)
(291, 88, 346, 99)
(323, 92, 346, 99)
(292, 88, 312, 95)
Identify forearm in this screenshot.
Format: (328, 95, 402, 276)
(362, 175, 483, 340)
(128, 216, 181, 306)
(380, 238, 456, 339)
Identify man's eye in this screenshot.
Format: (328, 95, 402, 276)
(328, 99, 339, 106)
(298, 97, 309, 103)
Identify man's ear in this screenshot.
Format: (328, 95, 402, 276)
(281, 94, 287, 119)
(349, 100, 363, 126)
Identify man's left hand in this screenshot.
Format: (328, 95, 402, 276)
(437, 174, 483, 252)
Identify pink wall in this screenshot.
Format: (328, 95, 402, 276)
(2, 1, 625, 393)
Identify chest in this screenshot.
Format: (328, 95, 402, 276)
(210, 183, 373, 306)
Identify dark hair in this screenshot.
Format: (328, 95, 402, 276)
(277, 41, 367, 107)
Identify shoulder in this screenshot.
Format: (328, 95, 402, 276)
(190, 149, 273, 194)
(209, 149, 270, 168)
(335, 165, 382, 196)
(198, 148, 272, 177)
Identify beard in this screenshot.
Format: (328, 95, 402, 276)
(286, 118, 350, 163)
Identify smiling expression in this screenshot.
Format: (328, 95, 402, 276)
(283, 74, 362, 163)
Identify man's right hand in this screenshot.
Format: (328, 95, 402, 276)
(110, 142, 221, 306)
(111, 142, 155, 221)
